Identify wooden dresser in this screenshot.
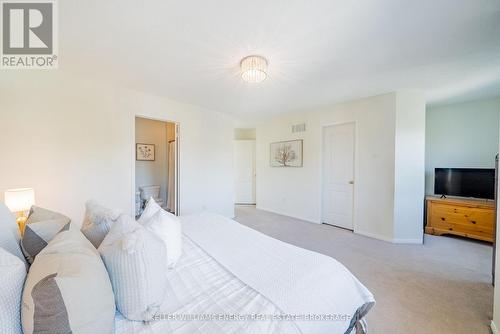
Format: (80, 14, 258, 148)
(425, 196, 496, 242)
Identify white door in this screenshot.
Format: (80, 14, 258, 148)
(322, 123, 355, 230)
(234, 140, 256, 204)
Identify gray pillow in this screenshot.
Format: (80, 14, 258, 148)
(21, 229, 115, 334)
(25, 206, 71, 225)
(21, 206, 71, 264)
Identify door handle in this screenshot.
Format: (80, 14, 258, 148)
(348, 180, 354, 184)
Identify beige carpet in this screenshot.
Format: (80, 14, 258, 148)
(234, 205, 493, 334)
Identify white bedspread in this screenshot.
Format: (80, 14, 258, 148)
(182, 213, 375, 334)
(114, 236, 300, 334)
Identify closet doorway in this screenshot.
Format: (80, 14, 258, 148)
(234, 140, 256, 204)
(234, 128, 256, 205)
(135, 117, 179, 217)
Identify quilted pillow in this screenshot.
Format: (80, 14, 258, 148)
(98, 214, 167, 321)
(80, 200, 121, 248)
(0, 247, 27, 334)
(21, 229, 115, 334)
(21, 207, 71, 264)
(0, 203, 26, 264)
(140, 201, 182, 268)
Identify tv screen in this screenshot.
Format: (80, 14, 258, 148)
(434, 168, 495, 199)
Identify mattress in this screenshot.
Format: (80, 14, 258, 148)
(114, 235, 301, 334)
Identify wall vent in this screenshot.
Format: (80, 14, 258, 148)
(292, 123, 306, 133)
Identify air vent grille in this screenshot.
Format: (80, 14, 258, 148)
(292, 123, 306, 133)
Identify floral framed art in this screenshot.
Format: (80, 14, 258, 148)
(136, 143, 155, 161)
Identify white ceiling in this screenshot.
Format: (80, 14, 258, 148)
(61, 0, 500, 121)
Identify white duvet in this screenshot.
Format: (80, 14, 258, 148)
(115, 236, 300, 334)
(182, 213, 375, 334)
(115, 213, 374, 334)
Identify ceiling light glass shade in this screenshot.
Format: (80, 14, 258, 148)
(241, 55, 268, 83)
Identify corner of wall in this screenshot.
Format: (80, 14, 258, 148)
(492, 320, 499, 334)
(392, 91, 426, 243)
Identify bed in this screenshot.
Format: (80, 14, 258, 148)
(115, 213, 375, 334)
(0, 204, 374, 334)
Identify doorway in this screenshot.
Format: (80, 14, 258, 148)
(135, 117, 179, 217)
(321, 122, 355, 230)
(234, 139, 256, 205)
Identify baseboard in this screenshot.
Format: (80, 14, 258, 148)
(254, 206, 320, 224)
(492, 320, 499, 334)
(355, 230, 394, 243)
(355, 230, 423, 244)
(392, 238, 423, 244)
(253, 207, 423, 244)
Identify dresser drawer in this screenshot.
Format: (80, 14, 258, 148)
(429, 203, 494, 229)
(427, 220, 493, 240)
(425, 198, 495, 242)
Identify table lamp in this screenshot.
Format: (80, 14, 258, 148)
(4, 188, 35, 235)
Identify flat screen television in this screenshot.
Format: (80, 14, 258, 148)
(434, 168, 495, 200)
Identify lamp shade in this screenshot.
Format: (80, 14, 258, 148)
(4, 188, 35, 212)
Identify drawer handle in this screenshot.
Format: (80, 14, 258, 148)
(471, 221, 476, 224)
(441, 217, 445, 221)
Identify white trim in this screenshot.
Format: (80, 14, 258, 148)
(319, 121, 358, 231)
(492, 320, 499, 334)
(255, 205, 320, 224)
(355, 230, 394, 243)
(392, 238, 423, 244)
(254, 206, 423, 244)
(355, 230, 423, 244)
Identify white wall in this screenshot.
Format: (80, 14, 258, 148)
(425, 97, 500, 194)
(135, 117, 168, 204)
(234, 128, 256, 140)
(0, 71, 235, 225)
(393, 92, 426, 242)
(256, 92, 425, 243)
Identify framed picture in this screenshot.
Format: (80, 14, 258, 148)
(136, 143, 155, 161)
(270, 139, 303, 167)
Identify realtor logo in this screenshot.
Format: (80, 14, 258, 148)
(1, 0, 57, 69)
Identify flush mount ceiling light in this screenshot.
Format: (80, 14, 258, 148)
(240, 55, 268, 83)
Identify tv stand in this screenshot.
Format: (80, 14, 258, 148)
(425, 195, 495, 242)
(440, 194, 447, 199)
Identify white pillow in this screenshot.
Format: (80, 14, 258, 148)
(21, 229, 115, 334)
(98, 215, 167, 321)
(0, 247, 26, 334)
(137, 197, 163, 224)
(141, 208, 182, 268)
(80, 200, 121, 248)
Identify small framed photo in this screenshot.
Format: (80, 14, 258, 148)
(136, 143, 155, 161)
